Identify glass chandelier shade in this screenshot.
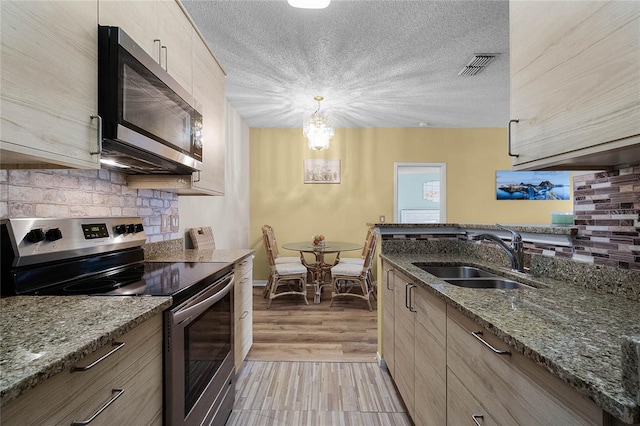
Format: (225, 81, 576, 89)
(303, 97, 334, 150)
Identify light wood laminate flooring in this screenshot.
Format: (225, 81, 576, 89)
(247, 286, 378, 363)
(227, 287, 410, 425)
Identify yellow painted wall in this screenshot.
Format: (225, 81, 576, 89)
(249, 127, 572, 280)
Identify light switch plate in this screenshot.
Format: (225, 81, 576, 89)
(170, 214, 179, 232)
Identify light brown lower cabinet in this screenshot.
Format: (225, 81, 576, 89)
(447, 307, 602, 425)
(2, 314, 163, 426)
(234, 255, 254, 372)
(381, 263, 395, 377)
(388, 264, 446, 425)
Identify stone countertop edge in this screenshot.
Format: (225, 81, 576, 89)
(0, 296, 172, 406)
(374, 222, 577, 236)
(145, 248, 254, 263)
(380, 252, 640, 424)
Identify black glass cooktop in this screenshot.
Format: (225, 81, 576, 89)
(35, 261, 233, 303)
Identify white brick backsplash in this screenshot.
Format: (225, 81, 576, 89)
(1, 170, 179, 240)
(35, 204, 70, 217)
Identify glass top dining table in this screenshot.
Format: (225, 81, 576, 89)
(282, 241, 363, 303)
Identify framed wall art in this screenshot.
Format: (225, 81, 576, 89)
(304, 159, 341, 184)
(496, 170, 570, 200)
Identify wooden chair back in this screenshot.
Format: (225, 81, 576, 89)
(362, 232, 378, 272)
(262, 224, 282, 259)
(262, 225, 277, 268)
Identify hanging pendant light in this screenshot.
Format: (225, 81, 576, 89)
(303, 96, 334, 151)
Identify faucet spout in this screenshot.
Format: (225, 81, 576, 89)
(469, 224, 524, 272)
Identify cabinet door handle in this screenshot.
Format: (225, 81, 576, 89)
(404, 283, 411, 309)
(239, 310, 249, 320)
(161, 45, 168, 71)
(472, 331, 511, 356)
(154, 39, 161, 63)
(89, 114, 102, 155)
(508, 119, 519, 157)
(70, 388, 124, 425)
(472, 414, 484, 426)
(408, 284, 416, 313)
(71, 342, 125, 372)
(386, 269, 393, 290)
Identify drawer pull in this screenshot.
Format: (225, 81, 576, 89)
(70, 388, 124, 425)
(472, 331, 511, 356)
(239, 310, 249, 320)
(241, 278, 249, 284)
(472, 414, 484, 425)
(408, 284, 416, 313)
(71, 342, 125, 372)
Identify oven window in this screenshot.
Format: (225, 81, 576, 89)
(183, 291, 232, 414)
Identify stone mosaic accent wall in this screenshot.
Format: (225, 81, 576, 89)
(0, 169, 179, 242)
(573, 166, 640, 270)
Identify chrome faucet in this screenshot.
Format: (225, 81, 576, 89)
(469, 224, 524, 272)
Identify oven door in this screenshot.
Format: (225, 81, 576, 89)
(165, 272, 235, 426)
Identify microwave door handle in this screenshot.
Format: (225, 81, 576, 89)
(173, 276, 234, 324)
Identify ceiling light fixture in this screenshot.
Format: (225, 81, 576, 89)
(303, 96, 334, 151)
(287, 0, 331, 9)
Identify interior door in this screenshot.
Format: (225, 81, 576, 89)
(394, 162, 446, 223)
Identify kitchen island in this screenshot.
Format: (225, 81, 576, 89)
(377, 223, 640, 424)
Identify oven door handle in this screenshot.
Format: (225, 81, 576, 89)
(173, 275, 234, 324)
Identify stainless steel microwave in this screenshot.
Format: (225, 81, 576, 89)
(98, 26, 203, 174)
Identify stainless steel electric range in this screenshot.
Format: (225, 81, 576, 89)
(1, 217, 235, 426)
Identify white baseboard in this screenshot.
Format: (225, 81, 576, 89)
(253, 280, 267, 287)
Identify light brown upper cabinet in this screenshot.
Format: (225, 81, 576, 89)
(0, 1, 100, 169)
(99, 0, 193, 96)
(509, 1, 640, 170)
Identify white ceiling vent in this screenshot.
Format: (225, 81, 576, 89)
(458, 54, 498, 76)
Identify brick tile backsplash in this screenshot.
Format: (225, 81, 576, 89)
(572, 165, 640, 270)
(0, 169, 179, 242)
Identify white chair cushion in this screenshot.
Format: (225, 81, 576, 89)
(331, 262, 363, 276)
(275, 262, 308, 275)
(275, 256, 301, 264)
(339, 258, 364, 266)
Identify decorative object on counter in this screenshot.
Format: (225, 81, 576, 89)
(303, 96, 334, 150)
(189, 227, 215, 250)
(551, 211, 574, 226)
(496, 170, 570, 200)
(304, 159, 340, 184)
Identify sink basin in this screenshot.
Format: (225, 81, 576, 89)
(444, 278, 535, 290)
(413, 264, 496, 278)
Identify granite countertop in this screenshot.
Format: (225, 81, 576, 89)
(381, 252, 640, 424)
(0, 296, 171, 406)
(145, 248, 253, 263)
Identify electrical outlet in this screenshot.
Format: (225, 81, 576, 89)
(170, 214, 179, 232)
(161, 214, 171, 233)
(379, 215, 385, 223)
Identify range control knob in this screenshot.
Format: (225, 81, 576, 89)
(134, 224, 144, 233)
(126, 224, 135, 234)
(115, 224, 127, 235)
(45, 228, 63, 241)
(25, 229, 45, 243)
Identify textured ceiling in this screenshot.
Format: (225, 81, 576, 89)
(182, 0, 510, 129)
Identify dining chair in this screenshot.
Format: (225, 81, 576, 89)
(261, 225, 304, 297)
(338, 226, 375, 266)
(263, 229, 309, 308)
(329, 232, 378, 311)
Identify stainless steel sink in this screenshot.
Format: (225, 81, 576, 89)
(412, 263, 536, 290)
(444, 278, 535, 290)
(413, 264, 496, 278)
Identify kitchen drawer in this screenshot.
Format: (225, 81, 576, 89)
(447, 308, 601, 425)
(2, 314, 162, 426)
(235, 255, 253, 279)
(447, 367, 498, 426)
(235, 296, 253, 370)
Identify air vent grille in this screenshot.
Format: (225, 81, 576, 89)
(458, 54, 498, 76)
